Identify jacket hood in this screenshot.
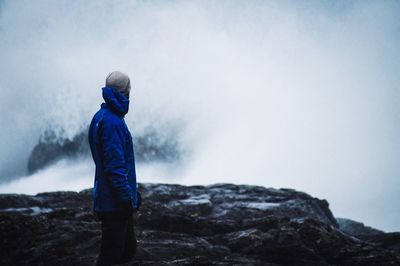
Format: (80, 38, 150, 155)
(101, 86, 130, 117)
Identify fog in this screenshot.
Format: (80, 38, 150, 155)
(0, 0, 399, 232)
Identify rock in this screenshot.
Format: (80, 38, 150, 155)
(27, 129, 89, 174)
(27, 126, 182, 174)
(336, 217, 385, 236)
(0, 183, 399, 265)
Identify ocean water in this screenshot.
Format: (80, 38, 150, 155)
(0, 0, 399, 232)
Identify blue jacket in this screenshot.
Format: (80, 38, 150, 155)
(88, 86, 138, 212)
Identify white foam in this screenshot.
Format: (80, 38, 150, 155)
(0, 207, 53, 215)
(0, 159, 94, 195)
(244, 202, 281, 210)
(178, 195, 211, 205)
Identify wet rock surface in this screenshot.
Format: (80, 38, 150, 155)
(0, 183, 399, 265)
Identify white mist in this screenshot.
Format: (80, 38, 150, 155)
(0, 1, 399, 232)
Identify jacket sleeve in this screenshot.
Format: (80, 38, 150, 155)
(101, 120, 133, 205)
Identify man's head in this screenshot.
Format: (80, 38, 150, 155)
(105, 71, 131, 98)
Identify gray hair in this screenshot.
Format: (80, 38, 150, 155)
(105, 71, 131, 96)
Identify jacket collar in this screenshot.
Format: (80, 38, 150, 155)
(101, 86, 130, 117)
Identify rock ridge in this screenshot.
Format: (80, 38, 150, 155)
(0, 183, 399, 265)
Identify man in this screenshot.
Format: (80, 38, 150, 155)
(88, 71, 140, 266)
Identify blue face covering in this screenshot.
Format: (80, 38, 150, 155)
(101, 86, 130, 117)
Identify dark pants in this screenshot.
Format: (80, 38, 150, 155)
(96, 212, 137, 266)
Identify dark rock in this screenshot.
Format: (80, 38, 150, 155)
(0, 183, 399, 265)
(336, 217, 385, 236)
(27, 128, 89, 174)
(336, 217, 400, 253)
(27, 126, 183, 174)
